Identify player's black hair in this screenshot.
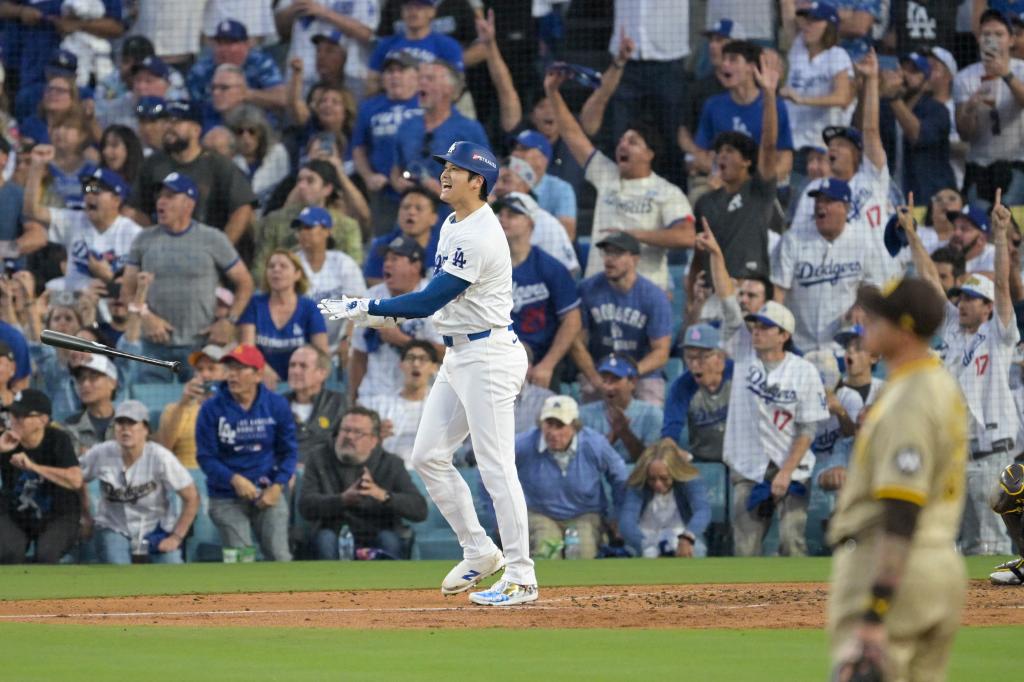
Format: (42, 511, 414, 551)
(623, 120, 663, 161)
(401, 339, 439, 364)
(737, 270, 776, 303)
(400, 186, 439, 213)
(722, 40, 762, 66)
(712, 131, 757, 165)
(930, 246, 966, 280)
(467, 171, 489, 200)
(922, 187, 964, 226)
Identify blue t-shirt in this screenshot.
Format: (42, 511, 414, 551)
(352, 94, 423, 179)
(363, 225, 440, 280)
(187, 48, 284, 101)
(533, 173, 577, 220)
(369, 32, 464, 72)
(694, 92, 794, 151)
(48, 161, 97, 210)
(512, 247, 580, 359)
(9, 0, 123, 117)
(239, 294, 327, 379)
(391, 109, 490, 180)
(0, 321, 30, 382)
(579, 273, 673, 376)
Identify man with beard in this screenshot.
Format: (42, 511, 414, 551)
(128, 100, 255, 245)
(298, 406, 427, 559)
(946, 204, 996, 276)
(882, 52, 955, 201)
(24, 153, 141, 293)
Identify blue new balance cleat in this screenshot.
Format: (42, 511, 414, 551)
(468, 579, 539, 606)
(440, 550, 506, 595)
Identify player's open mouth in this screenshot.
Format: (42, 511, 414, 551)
(441, 182, 452, 191)
(411, 370, 422, 378)
(815, 209, 827, 219)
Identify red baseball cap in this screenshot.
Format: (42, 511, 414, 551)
(220, 344, 265, 370)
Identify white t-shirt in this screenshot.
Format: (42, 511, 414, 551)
(938, 301, 1022, 450)
(278, 0, 379, 89)
(966, 243, 996, 273)
(204, 0, 277, 40)
(610, 0, 689, 60)
(953, 59, 1024, 165)
(431, 203, 515, 336)
(361, 393, 426, 468)
(299, 249, 367, 302)
(80, 441, 193, 543)
(771, 223, 886, 351)
(785, 37, 855, 151)
(638, 491, 686, 558)
(811, 380, 883, 456)
(584, 151, 693, 290)
(130, 0, 207, 58)
(723, 349, 830, 483)
(509, 192, 579, 274)
(48, 209, 143, 291)
(353, 280, 442, 401)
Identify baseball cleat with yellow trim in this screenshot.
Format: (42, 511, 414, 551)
(990, 557, 1024, 585)
(468, 579, 539, 606)
(440, 550, 506, 596)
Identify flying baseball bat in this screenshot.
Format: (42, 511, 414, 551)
(40, 330, 182, 374)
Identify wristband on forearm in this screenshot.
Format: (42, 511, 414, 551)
(863, 584, 894, 623)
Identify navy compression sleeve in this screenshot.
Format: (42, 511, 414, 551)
(368, 272, 471, 319)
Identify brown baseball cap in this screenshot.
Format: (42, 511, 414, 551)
(856, 278, 945, 339)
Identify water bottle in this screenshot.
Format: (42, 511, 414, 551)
(563, 526, 581, 560)
(337, 525, 355, 561)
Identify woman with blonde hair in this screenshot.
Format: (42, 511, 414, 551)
(618, 439, 711, 558)
(238, 248, 329, 386)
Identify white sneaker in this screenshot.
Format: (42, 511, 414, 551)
(468, 579, 539, 606)
(440, 550, 505, 595)
(990, 558, 1024, 585)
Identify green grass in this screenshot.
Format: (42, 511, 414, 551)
(0, 623, 1011, 681)
(0, 556, 1011, 601)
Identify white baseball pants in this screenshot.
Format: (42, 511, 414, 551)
(410, 328, 536, 585)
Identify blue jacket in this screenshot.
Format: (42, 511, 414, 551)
(514, 427, 628, 520)
(618, 480, 712, 556)
(196, 383, 298, 499)
(661, 359, 734, 442)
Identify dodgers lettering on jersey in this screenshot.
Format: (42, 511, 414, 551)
(580, 273, 673, 369)
(431, 203, 514, 336)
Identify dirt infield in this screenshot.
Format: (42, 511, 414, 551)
(0, 581, 1020, 629)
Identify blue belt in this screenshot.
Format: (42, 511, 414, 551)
(442, 325, 514, 348)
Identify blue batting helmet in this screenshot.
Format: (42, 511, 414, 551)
(433, 141, 499, 194)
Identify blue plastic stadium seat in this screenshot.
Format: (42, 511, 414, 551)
(693, 461, 728, 524)
(805, 485, 834, 557)
(130, 383, 184, 425)
(407, 468, 462, 560)
(184, 468, 223, 562)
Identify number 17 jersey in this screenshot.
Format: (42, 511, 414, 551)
(431, 203, 514, 336)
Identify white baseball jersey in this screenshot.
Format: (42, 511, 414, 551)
(584, 151, 694, 290)
(723, 348, 830, 483)
(48, 209, 142, 291)
(953, 59, 1024, 166)
(772, 223, 886, 351)
(299, 249, 367, 302)
(966, 244, 996, 274)
(361, 392, 426, 468)
(508, 192, 580, 274)
(431, 203, 514, 336)
(352, 280, 442, 401)
(80, 441, 193, 543)
(937, 302, 1021, 451)
(811, 380, 884, 456)
(278, 0, 379, 89)
(785, 37, 854, 151)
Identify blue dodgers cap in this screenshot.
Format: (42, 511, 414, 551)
(82, 167, 129, 200)
(312, 30, 343, 46)
(681, 323, 721, 350)
(808, 178, 852, 203)
(949, 204, 991, 235)
(514, 129, 553, 161)
(131, 55, 170, 80)
(900, 52, 932, 79)
(702, 18, 746, 39)
(596, 353, 639, 379)
(291, 206, 333, 229)
(796, 1, 840, 24)
(980, 8, 1014, 31)
(46, 49, 78, 77)
(834, 324, 864, 348)
(214, 19, 248, 42)
(135, 96, 168, 120)
(822, 125, 863, 151)
(883, 211, 911, 256)
(165, 99, 202, 124)
(433, 141, 499, 194)
(161, 172, 198, 200)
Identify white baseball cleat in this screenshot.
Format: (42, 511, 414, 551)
(440, 550, 506, 595)
(990, 557, 1024, 585)
(468, 579, 539, 606)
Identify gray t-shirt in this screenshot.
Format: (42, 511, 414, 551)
(688, 378, 731, 463)
(694, 172, 780, 278)
(128, 221, 240, 345)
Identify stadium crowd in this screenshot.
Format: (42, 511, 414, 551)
(1, 0, 1024, 568)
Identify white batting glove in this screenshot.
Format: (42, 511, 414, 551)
(318, 296, 370, 322)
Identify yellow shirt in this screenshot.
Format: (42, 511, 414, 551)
(158, 401, 199, 469)
(827, 356, 968, 547)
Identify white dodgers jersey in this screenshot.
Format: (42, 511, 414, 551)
(431, 203, 514, 336)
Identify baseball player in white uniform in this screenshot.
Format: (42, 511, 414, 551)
(901, 191, 1020, 555)
(319, 142, 537, 606)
